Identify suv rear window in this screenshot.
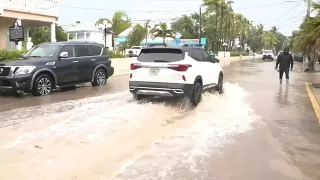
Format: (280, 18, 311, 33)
(137, 48, 183, 62)
(89, 45, 102, 56)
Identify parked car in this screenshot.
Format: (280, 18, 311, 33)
(125, 46, 144, 57)
(262, 50, 274, 60)
(0, 41, 114, 96)
(129, 46, 223, 106)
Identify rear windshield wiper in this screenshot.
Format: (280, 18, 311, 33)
(153, 60, 170, 62)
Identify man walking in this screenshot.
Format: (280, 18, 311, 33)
(275, 47, 293, 85)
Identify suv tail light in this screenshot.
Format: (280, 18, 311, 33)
(167, 64, 192, 71)
(130, 63, 142, 70)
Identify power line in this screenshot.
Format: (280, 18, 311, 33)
(233, 2, 287, 10)
(275, 1, 303, 20)
(277, 16, 305, 29)
(58, 2, 289, 13)
(274, 11, 305, 28)
(263, 0, 303, 27)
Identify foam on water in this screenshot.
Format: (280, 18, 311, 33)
(0, 83, 260, 180)
(113, 83, 260, 179)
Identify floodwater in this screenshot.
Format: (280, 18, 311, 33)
(0, 59, 320, 180)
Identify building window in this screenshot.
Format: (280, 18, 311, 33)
(86, 33, 91, 39)
(77, 32, 85, 40)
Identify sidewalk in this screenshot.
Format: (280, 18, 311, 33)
(111, 56, 255, 76)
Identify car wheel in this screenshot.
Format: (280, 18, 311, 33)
(32, 74, 54, 96)
(216, 74, 224, 94)
(190, 81, 202, 106)
(91, 68, 107, 86)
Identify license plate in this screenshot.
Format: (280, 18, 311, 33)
(149, 68, 159, 76)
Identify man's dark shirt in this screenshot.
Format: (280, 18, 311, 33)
(276, 53, 293, 70)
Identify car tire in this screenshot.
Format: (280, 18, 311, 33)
(216, 74, 224, 94)
(190, 81, 202, 106)
(32, 74, 54, 96)
(91, 68, 108, 86)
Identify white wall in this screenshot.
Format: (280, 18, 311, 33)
(68, 31, 113, 50)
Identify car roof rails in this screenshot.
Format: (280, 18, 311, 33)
(182, 44, 202, 47)
(84, 41, 98, 44)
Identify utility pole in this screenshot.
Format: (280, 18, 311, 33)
(145, 20, 150, 46)
(214, 3, 218, 53)
(307, 0, 311, 17)
(219, 0, 224, 51)
(199, 7, 202, 45)
(199, 5, 205, 46)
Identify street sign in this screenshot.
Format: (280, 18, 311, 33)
(9, 23, 24, 45)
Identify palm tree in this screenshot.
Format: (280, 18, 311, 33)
(126, 24, 147, 48)
(95, 11, 131, 37)
(292, 2, 320, 71)
(149, 22, 174, 44)
(171, 14, 198, 39)
(264, 31, 278, 50)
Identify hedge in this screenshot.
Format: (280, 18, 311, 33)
(0, 49, 28, 61)
(107, 50, 126, 58)
(0, 49, 126, 61)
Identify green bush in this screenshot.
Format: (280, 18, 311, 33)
(0, 49, 28, 61)
(230, 51, 247, 57)
(107, 50, 126, 58)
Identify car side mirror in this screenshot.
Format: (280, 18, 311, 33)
(59, 52, 68, 59)
(210, 55, 219, 63)
(209, 55, 215, 62)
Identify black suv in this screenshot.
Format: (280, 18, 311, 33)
(0, 41, 114, 96)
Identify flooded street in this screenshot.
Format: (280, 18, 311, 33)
(0, 59, 320, 180)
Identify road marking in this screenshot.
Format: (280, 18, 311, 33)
(305, 82, 320, 123)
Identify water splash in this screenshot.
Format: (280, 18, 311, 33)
(0, 83, 260, 180)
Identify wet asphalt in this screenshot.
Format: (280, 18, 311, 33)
(0, 59, 320, 179)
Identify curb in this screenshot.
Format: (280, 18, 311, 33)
(305, 82, 320, 123)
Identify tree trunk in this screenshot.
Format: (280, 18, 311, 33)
(307, 54, 315, 72)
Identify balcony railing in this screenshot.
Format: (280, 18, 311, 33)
(0, 0, 58, 16)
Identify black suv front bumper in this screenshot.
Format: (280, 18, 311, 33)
(0, 75, 33, 94)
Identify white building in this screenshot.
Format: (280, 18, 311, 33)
(0, 0, 58, 50)
(65, 22, 113, 50)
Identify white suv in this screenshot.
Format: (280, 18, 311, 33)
(129, 46, 224, 106)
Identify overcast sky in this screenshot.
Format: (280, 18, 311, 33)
(57, 0, 308, 36)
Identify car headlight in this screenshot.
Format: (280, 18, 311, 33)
(14, 66, 36, 75)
